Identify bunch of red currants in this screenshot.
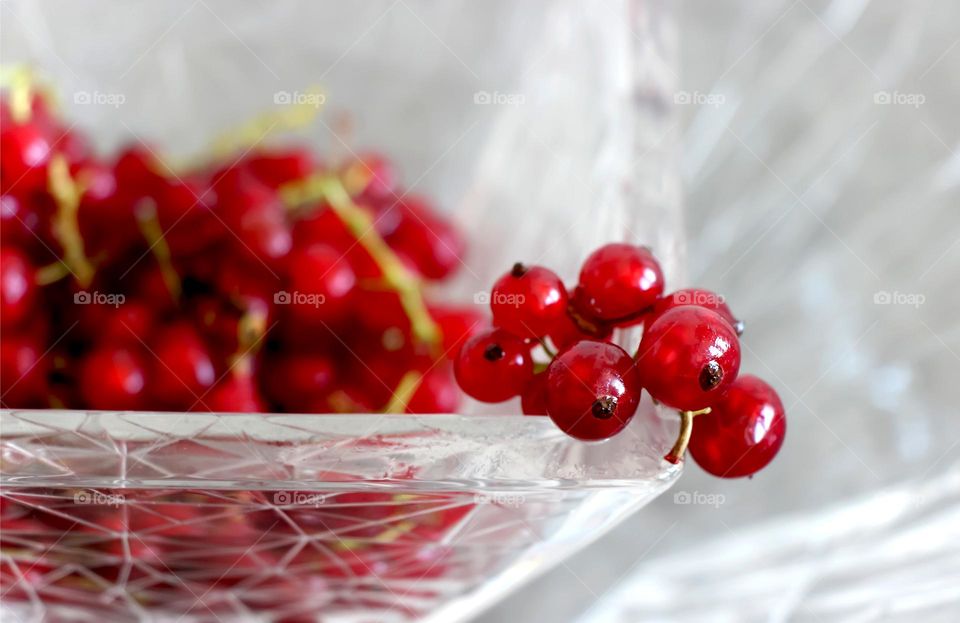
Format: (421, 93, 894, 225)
(1, 87, 479, 416)
(455, 244, 786, 478)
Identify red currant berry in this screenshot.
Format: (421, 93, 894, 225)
(688, 374, 786, 477)
(345, 153, 396, 202)
(428, 304, 483, 354)
(0, 335, 49, 408)
(0, 122, 52, 192)
(491, 263, 568, 338)
(147, 323, 217, 409)
(637, 306, 741, 411)
(1, 193, 41, 248)
(551, 286, 614, 350)
(405, 365, 460, 414)
(649, 288, 742, 335)
(261, 353, 335, 412)
(520, 372, 550, 416)
(285, 243, 356, 324)
(381, 196, 464, 281)
(205, 371, 267, 413)
(113, 144, 164, 191)
(217, 172, 291, 262)
(454, 328, 533, 402)
(245, 147, 315, 188)
(546, 340, 642, 440)
(0, 247, 37, 330)
(577, 243, 664, 321)
(79, 345, 148, 411)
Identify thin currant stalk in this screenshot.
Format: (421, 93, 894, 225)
(48, 155, 96, 288)
(664, 407, 711, 464)
(280, 173, 442, 351)
(135, 199, 182, 302)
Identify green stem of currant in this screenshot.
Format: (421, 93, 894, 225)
(48, 156, 96, 288)
(135, 200, 182, 302)
(282, 174, 442, 351)
(664, 407, 711, 464)
(383, 370, 424, 414)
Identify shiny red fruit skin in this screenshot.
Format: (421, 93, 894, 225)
(454, 328, 533, 403)
(0, 335, 49, 408)
(347, 153, 397, 203)
(382, 196, 464, 281)
(79, 346, 148, 411)
(577, 243, 664, 321)
(648, 288, 740, 333)
(0, 122, 52, 192)
(520, 372, 550, 416)
(551, 286, 614, 349)
(148, 324, 217, 409)
(491, 264, 568, 338)
(688, 374, 786, 478)
(245, 147, 315, 188)
(405, 364, 460, 413)
(1, 193, 41, 248)
(636, 306, 741, 411)
(206, 372, 267, 413)
(428, 304, 483, 354)
(0, 247, 37, 330)
(285, 243, 356, 324)
(261, 353, 335, 412)
(546, 340, 642, 440)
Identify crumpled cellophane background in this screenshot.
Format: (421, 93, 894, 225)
(479, 1, 960, 621)
(2, 0, 958, 621)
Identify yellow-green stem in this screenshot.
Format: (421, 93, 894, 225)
(48, 156, 95, 287)
(383, 371, 424, 414)
(664, 407, 711, 464)
(285, 174, 441, 349)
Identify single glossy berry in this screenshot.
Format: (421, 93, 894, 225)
(636, 306, 741, 411)
(148, 324, 217, 409)
(0, 122, 52, 192)
(0, 247, 37, 330)
(0, 335, 49, 408)
(381, 196, 464, 281)
(345, 153, 396, 202)
(245, 147, 315, 188)
(1, 193, 41, 248)
(261, 353, 335, 412)
(205, 371, 267, 413)
(79, 346, 148, 411)
(577, 243, 664, 321)
(648, 288, 742, 335)
(520, 372, 550, 416)
(113, 144, 164, 191)
(285, 243, 356, 324)
(405, 365, 460, 414)
(688, 374, 786, 477)
(546, 340, 642, 440)
(491, 263, 568, 338)
(217, 171, 291, 262)
(551, 285, 614, 349)
(428, 304, 483, 354)
(454, 328, 533, 402)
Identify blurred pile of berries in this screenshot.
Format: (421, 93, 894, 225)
(1, 83, 480, 414)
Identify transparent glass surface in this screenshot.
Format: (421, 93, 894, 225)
(1, 405, 679, 621)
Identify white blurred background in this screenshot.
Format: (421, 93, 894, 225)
(478, 1, 960, 621)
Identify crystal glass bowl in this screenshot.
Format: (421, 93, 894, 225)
(1, 405, 679, 621)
